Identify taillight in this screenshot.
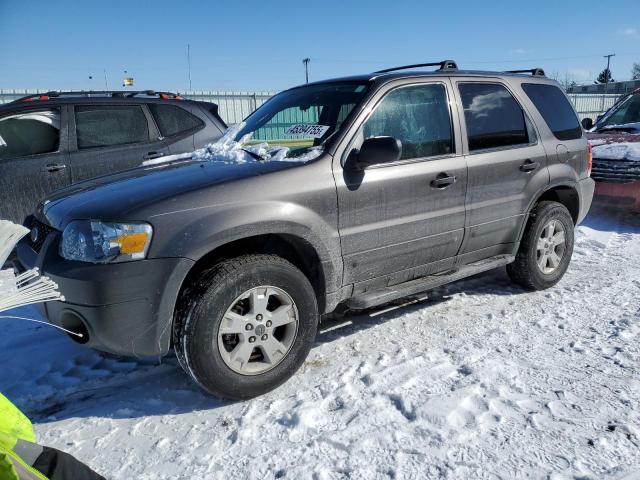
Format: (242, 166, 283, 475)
(22, 95, 49, 102)
(587, 142, 593, 177)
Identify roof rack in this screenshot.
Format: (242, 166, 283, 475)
(506, 68, 546, 77)
(374, 59, 458, 74)
(14, 90, 184, 103)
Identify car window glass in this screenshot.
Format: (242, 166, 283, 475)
(599, 94, 640, 127)
(75, 105, 149, 149)
(0, 109, 60, 160)
(459, 83, 529, 151)
(362, 83, 454, 160)
(251, 105, 323, 144)
(522, 83, 582, 140)
(236, 82, 369, 158)
(148, 104, 203, 137)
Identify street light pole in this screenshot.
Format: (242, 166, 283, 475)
(187, 44, 192, 91)
(303, 58, 310, 83)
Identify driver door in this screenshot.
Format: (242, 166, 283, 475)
(334, 80, 467, 292)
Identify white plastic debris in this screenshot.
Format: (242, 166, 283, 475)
(0, 220, 65, 313)
(143, 122, 323, 167)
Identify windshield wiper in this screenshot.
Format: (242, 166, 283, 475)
(241, 148, 265, 161)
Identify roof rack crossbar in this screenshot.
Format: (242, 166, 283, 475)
(506, 68, 546, 77)
(374, 59, 458, 74)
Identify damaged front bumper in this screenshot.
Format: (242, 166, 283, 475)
(594, 181, 640, 210)
(16, 229, 194, 358)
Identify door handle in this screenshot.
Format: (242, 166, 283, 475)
(430, 173, 457, 189)
(519, 160, 539, 172)
(45, 163, 67, 172)
(144, 151, 164, 160)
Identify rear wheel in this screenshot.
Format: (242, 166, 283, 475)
(174, 254, 318, 399)
(507, 201, 575, 290)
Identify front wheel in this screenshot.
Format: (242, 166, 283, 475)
(174, 254, 318, 399)
(507, 201, 575, 290)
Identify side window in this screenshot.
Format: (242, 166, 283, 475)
(459, 83, 529, 151)
(75, 105, 149, 149)
(522, 83, 582, 140)
(148, 104, 203, 138)
(0, 109, 60, 160)
(363, 84, 454, 160)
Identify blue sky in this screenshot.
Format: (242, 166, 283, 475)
(1, 0, 639, 92)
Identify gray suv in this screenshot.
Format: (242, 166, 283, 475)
(17, 61, 595, 399)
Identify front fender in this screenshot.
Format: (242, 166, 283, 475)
(148, 200, 343, 294)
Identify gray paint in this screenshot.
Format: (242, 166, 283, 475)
(19, 70, 594, 358)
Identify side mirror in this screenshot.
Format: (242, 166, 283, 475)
(581, 117, 593, 130)
(356, 136, 402, 168)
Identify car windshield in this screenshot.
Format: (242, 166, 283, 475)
(596, 93, 640, 132)
(234, 81, 370, 160)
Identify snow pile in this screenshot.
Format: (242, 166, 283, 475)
(1, 209, 640, 479)
(143, 123, 323, 167)
(592, 142, 640, 161)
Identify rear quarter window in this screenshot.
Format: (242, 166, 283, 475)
(522, 83, 582, 141)
(148, 104, 203, 137)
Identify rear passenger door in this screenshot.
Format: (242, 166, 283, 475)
(335, 81, 467, 289)
(452, 80, 549, 261)
(68, 104, 169, 182)
(0, 107, 71, 223)
(520, 83, 586, 183)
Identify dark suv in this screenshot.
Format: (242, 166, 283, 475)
(0, 91, 226, 223)
(17, 61, 594, 399)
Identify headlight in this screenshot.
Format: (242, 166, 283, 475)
(60, 220, 153, 264)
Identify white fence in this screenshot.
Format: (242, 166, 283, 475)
(567, 93, 621, 122)
(0, 89, 623, 124)
(0, 89, 276, 125)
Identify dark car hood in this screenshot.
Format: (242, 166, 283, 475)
(39, 159, 302, 229)
(587, 130, 640, 162)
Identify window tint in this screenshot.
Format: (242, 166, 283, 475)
(0, 109, 60, 160)
(598, 93, 640, 128)
(75, 105, 149, 149)
(363, 83, 453, 160)
(148, 104, 203, 137)
(459, 83, 529, 151)
(522, 83, 582, 140)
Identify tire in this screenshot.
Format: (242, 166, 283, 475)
(173, 254, 318, 400)
(507, 201, 575, 291)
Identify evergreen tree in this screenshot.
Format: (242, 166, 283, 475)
(632, 63, 640, 80)
(596, 68, 614, 84)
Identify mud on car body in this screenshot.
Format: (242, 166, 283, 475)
(17, 61, 595, 399)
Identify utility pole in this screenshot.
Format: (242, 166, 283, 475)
(103, 69, 108, 89)
(303, 58, 310, 83)
(187, 44, 192, 91)
(603, 53, 615, 82)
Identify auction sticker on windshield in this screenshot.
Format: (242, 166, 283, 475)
(285, 124, 330, 138)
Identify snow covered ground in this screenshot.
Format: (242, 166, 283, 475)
(1, 205, 639, 479)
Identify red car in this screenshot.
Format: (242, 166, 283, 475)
(584, 89, 640, 210)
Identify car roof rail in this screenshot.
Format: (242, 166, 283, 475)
(374, 59, 458, 74)
(506, 68, 546, 77)
(13, 90, 185, 103)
